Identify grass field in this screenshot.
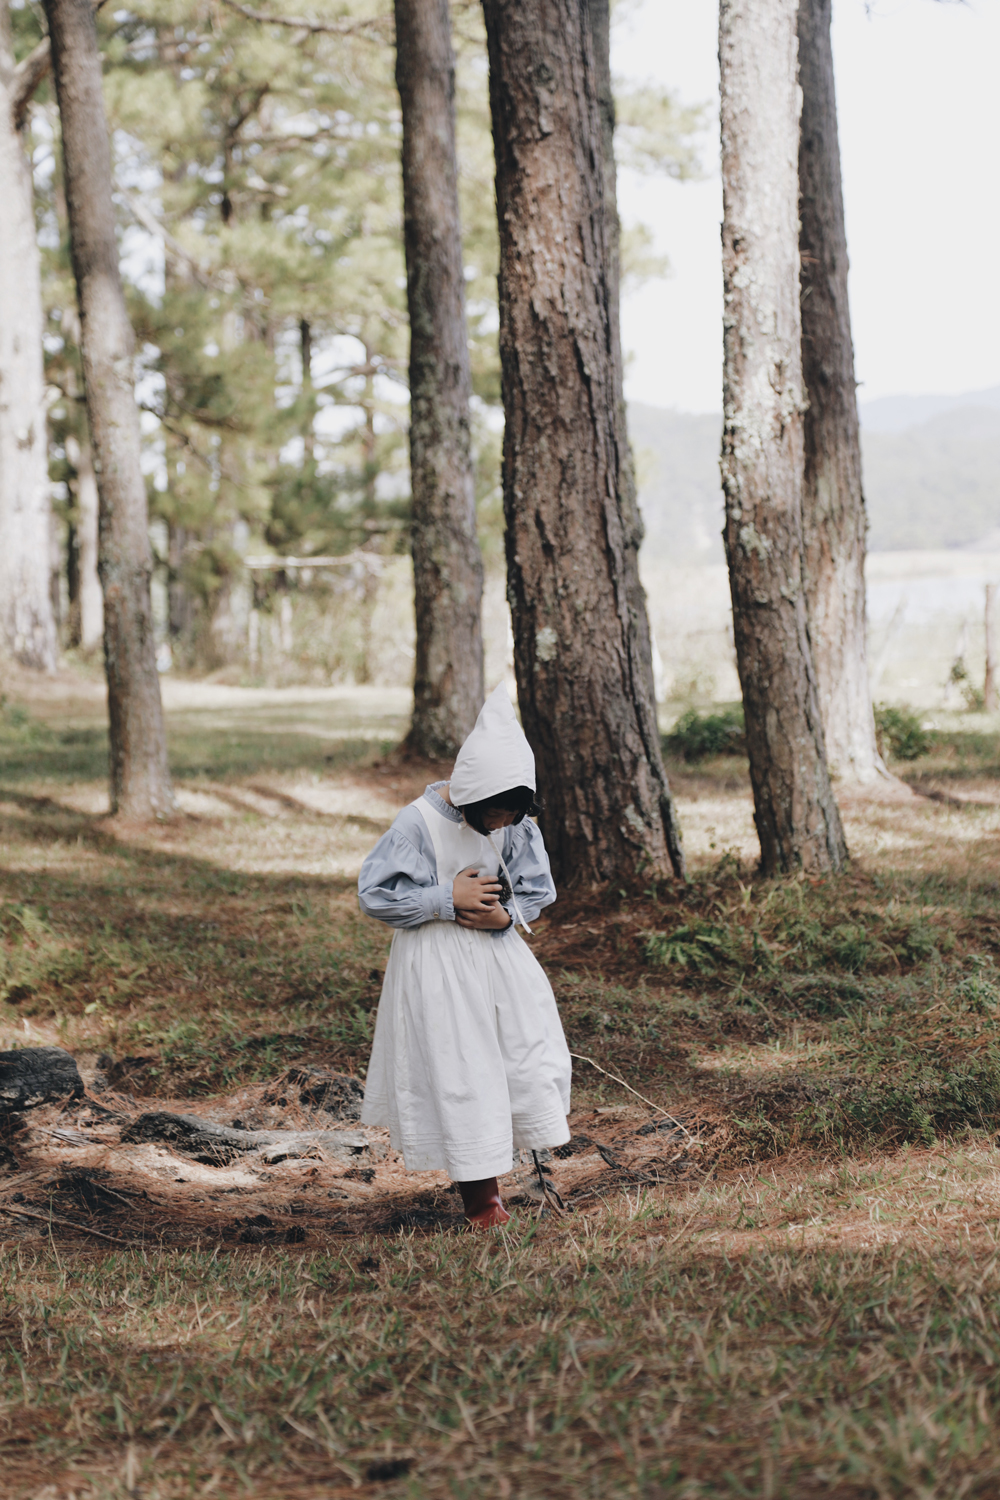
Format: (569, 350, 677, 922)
(3, 667, 1000, 1498)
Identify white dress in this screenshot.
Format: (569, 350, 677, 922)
(360, 793, 572, 1180)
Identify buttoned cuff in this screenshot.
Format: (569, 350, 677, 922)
(423, 883, 455, 922)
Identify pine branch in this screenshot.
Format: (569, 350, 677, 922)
(225, 83, 271, 140)
(12, 37, 51, 129)
(217, 0, 390, 39)
(139, 406, 251, 489)
(119, 190, 215, 289)
(12, 1, 113, 127)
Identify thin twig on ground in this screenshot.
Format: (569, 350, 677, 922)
(569, 1052, 695, 1137)
(4, 1205, 135, 1247)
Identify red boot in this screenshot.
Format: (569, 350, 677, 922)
(457, 1176, 511, 1230)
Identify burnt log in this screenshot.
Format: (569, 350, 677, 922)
(120, 1111, 246, 1164)
(0, 1047, 83, 1113)
(120, 1110, 379, 1166)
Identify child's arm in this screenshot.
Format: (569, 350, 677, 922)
(358, 820, 455, 928)
(495, 819, 557, 933)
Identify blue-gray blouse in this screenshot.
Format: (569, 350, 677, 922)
(357, 782, 556, 937)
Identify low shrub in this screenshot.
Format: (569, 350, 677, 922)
(664, 704, 745, 762)
(642, 921, 732, 972)
(955, 959, 1000, 1013)
(874, 702, 932, 761)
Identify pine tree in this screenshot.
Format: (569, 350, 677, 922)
(798, 0, 884, 784)
(0, 4, 57, 671)
(98, 0, 414, 673)
(42, 0, 174, 819)
(482, 0, 684, 884)
(26, 0, 702, 694)
(719, 0, 846, 874)
(395, 0, 483, 758)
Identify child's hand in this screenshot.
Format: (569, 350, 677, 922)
(453, 867, 502, 921)
(456, 902, 512, 930)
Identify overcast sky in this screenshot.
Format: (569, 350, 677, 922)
(612, 0, 1000, 414)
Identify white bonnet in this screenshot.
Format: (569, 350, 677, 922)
(448, 683, 536, 805)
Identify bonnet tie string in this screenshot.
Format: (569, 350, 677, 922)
(489, 832, 532, 934)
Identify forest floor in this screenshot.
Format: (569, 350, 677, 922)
(4, 665, 1000, 1498)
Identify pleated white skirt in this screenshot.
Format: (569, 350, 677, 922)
(361, 922, 572, 1180)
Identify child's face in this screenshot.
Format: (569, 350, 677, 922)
(480, 807, 518, 832)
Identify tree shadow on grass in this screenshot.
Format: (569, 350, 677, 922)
(0, 699, 402, 786)
(5, 773, 1000, 1127)
(0, 793, 388, 1091)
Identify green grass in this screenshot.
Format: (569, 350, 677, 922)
(0, 695, 400, 784)
(907, 726, 1000, 784)
(540, 850, 1000, 1161)
(0, 832, 383, 1090)
(7, 1212, 1000, 1497)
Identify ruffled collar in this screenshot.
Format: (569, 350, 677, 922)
(424, 781, 464, 824)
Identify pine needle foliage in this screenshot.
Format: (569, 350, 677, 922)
(15, 0, 704, 677)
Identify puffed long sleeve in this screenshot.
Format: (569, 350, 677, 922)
(357, 789, 557, 934)
(497, 817, 557, 928)
(358, 821, 455, 928)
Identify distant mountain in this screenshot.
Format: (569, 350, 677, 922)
(629, 389, 1000, 560)
(628, 404, 724, 564)
(862, 405, 1000, 550)
(859, 386, 1000, 434)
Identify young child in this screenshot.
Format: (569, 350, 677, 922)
(358, 684, 572, 1228)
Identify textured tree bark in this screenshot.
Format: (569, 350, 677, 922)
(482, 0, 683, 884)
(395, 0, 484, 759)
(0, 10, 58, 672)
(719, 0, 846, 875)
(42, 0, 174, 818)
(65, 431, 104, 651)
(585, 0, 660, 735)
(586, 0, 619, 339)
(798, 0, 884, 784)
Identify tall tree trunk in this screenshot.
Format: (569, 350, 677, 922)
(482, 0, 684, 884)
(0, 12, 58, 672)
(299, 317, 315, 462)
(585, 0, 662, 743)
(798, 0, 884, 784)
(42, 0, 174, 818)
(67, 517, 80, 644)
(65, 430, 103, 650)
(395, 0, 484, 759)
(167, 519, 193, 653)
(719, 0, 845, 875)
(356, 370, 379, 687)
